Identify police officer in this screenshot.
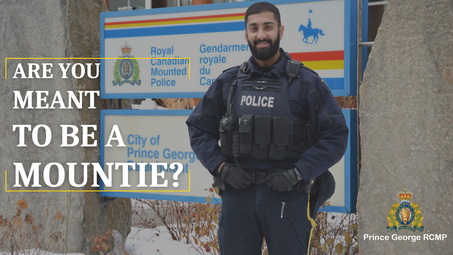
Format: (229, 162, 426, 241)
(186, 2, 348, 254)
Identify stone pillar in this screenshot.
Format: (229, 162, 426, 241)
(358, 0, 453, 253)
(0, 0, 131, 253)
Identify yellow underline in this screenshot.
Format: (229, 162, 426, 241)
(4, 169, 191, 193)
(4, 57, 191, 80)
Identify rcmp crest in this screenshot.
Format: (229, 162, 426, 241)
(387, 189, 424, 232)
(112, 43, 141, 86)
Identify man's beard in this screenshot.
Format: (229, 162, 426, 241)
(248, 34, 280, 61)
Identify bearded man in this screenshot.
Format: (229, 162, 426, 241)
(186, 2, 349, 254)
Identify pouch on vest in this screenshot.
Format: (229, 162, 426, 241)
(238, 114, 254, 154)
(269, 116, 290, 160)
(304, 121, 315, 149)
(219, 114, 235, 155)
(252, 115, 271, 159)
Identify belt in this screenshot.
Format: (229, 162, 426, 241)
(246, 169, 270, 185)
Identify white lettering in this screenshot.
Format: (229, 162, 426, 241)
(61, 125, 79, 147)
(58, 63, 100, 79)
(43, 162, 65, 188)
(240, 95, 274, 108)
(12, 63, 53, 79)
(36, 91, 49, 109)
(261, 96, 268, 107)
(115, 163, 135, 187)
(28, 63, 41, 78)
(12, 162, 183, 188)
(71, 63, 85, 79)
(84, 91, 100, 109)
(86, 63, 100, 79)
(423, 233, 448, 241)
(12, 124, 31, 147)
(105, 125, 126, 147)
(49, 91, 65, 109)
(13, 162, 113, 188)
(42, 63, 53, 78)
(391, 234, 421, 242)
(267, 97, 274, 107)
(31, 124, 52, 147)
(68, 162, 88, 187)
(240, 96, 246, 105)
(13, 91, 33, 109)
(12, 63, 26, 78)
(93, 162, 113, 187)
(14, 162, 42, 187)
(60, 124, 97, 147)
(12, 90, 99, 109)
(363, 234, 389, 241)
(137, 163, 148, 187)
(151, 163, 168, 187)
(58, 63, 71, 79)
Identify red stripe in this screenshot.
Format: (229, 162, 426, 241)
(105, 12, 244, 26)
(289, 51, 344, 61)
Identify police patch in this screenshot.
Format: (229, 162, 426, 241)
(387, 189, 424, 232)
(113, 43, 141, 86)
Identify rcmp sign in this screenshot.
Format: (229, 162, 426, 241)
(101, 0, 357, 98)
(362, 189, 448, 243)
(387, 189, 424, 232)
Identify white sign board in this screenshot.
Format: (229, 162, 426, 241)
(100, 0, 357, 98)
(100, 110, 357, 213)
(100, 110, 215, 202)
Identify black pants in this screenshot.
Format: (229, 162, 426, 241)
(218, 184, 315, 255)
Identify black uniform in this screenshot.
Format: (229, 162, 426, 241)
(186, 51, 348, 255)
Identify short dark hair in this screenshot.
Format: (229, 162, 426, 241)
(245, 2, 281, 27)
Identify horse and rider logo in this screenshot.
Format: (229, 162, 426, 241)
(112, 42, 141, 86)
(298, 10, 325, 44)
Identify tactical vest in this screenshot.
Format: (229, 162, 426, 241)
(219, 59, 313, 160)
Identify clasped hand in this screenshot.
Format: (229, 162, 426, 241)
(219, 163, 252, 190)
(265, 168, 301, 192)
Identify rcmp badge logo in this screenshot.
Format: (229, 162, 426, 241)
(387, 189, 424, 232)
(112, 43, 141, 86)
